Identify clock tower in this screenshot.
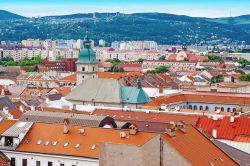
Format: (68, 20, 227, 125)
(76, 32, 98, 85)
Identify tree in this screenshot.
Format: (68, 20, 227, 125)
(110, 65, 124, 72)
(237, 58, 250, 68)
(210, 75, 224, 83)
(23, 66, 33, 72)
(159, 55, 166, 60)
(105, 58, 121, 65)
(56, 55, 64, 61)
(208, 55, 222, 62)
(240, 74, 250, 82)
(137, 58, 144, 63)
(155, 65, 169, 73)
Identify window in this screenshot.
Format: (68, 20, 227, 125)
(48, 162, 53, 166)
(188, 105, 192, 109)
(60, 164, 65, 166)
(93, 66, 95, 71)
(205, 106, 209, 110)
(22, 159, 27, 166)
(10, 158, 15, 166)
(221, 107, 224, 112)
(193, 105, 197, 110)
(36, 161, 41, 166)
(227, 108, 231, 112)
(199, 106, 203, 110)
(82, 67, 85, 71)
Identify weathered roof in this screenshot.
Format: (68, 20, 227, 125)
(66, 78, 151, 104)
(214, 140, 250, 166)
(145, 91, 250, 107)
(19, 110, 107, 127)
(0, 96, 16, 109)
(1, 121, 33, 137)
(0, 119, 17, 134)
(92, 109, 199, 125)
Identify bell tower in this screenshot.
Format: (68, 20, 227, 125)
(76, 30, 98, 85)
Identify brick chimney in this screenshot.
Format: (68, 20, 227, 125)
(63, 118, 70, 134)
(158, 84, 164, 94)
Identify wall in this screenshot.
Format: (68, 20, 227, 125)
(2, 150, 98, 166)
(99, 135, 161, 166)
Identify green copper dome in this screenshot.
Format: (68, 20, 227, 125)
(78, 35, 97, 63)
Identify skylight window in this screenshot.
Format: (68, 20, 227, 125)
(75, 144, 80, 148)
(64, 142, 69, 147)
(52, 141, 57, 146)
(91, 145, 96, 150)
(45, 141, 50, 145)
(220, 158, 224, 162)
(37, 140, 42, 145)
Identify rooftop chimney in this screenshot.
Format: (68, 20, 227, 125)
(212, 129, 217, 138)
(129, 124, 138, 135)
(230, 116, 235, 123)
(159, 84, 164, 94)
(63, 119, 70, 134)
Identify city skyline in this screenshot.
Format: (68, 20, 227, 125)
(1, 0, 250, 18)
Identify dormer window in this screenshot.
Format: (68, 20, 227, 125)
(82, 67, 85, 71)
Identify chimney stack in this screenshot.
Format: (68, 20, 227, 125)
(159, 84, 164, 94)
(63, 119, 70, 134)
(129, 124, 138, 135)
(230, 116, 235, 123)
(212, 129, 217, 138)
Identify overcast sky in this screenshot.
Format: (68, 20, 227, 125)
(1, 0, 250, 18)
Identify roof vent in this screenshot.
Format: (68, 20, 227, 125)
(64, 142, 69, 147)
(37, 140, 42, 145)
(120, 132, 126, 138)
(52, 141, 57, 146)
(91, 145, 96, 150)
(75, 144, 80, 148)
(79, 128, 85, 134)
(26, 140, 30, 144)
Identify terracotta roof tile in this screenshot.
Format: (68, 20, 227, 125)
(162, 125, 238, 166)
(196, 117, 250, 140)
(17, 123, 156, 158)
(0, 119, 17, 134)
(92, 109, 199, 125)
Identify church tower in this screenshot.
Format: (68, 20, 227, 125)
(76, 31, 98, 85)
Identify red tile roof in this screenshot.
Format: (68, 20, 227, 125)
(145, 91, 250, 107)
(92, 109, 199, 125)
(0, 119, 17, 134)
(162, 125, 238, 166)
(17, 123, 156, 158)
(196, 117, 250, 140)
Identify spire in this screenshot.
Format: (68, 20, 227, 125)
(83, 26, 91, 49)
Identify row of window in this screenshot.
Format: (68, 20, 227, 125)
(11, 157, 76, 166)
(188, 105, 237, 112)
(82, 66, 95, 72)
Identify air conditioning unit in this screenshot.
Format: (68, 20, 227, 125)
(120, 132, 126, 138)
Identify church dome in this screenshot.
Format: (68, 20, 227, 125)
(78, 36, 97, 63)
